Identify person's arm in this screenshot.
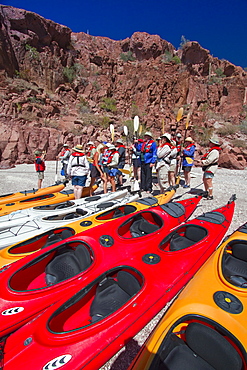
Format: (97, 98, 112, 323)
(109, 153, 119, 168)
(202, 150, 219, 166)
(150, 143, 157, 166)
(94, 152, 103, 175)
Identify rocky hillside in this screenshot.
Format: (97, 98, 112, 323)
(0, 5, 247, 169)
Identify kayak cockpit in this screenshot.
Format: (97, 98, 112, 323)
(42, 208, 88, 221)
(160, 224, 208, 251)
(222, 240, 247, 288)
(95, 205, 137, 221)
(33, 201, 76, 210)
(9, 240, 92, 291)
(48, 268, 143, 333)
(8, 227, 75, 255)
(118, 211, 163, 238)
(148, 318, 244, 370)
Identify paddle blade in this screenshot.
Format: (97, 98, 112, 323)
(110, 124, 114, 142)
(185, 113, 190, 130)
(123, 125, 128, 136)
(134, 116, 140, 132)
(162, 118, 165, 134)
(176, 107, 184, 122)
(139, 124, 143, 136)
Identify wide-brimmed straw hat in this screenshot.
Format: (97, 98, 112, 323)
(144, 131, 153, 138)
(116, 139, 124, 144)
(73, 144, 84, 153)
(209, 137, 220, 145)
(185, 137, 193, 142)
(34, 150, 42, 155)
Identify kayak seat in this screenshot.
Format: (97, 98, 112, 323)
(170, 225, 207, 251)
(155, 322, 242, 370)
(222, 242, 247, 287)
(43, 229, 74, 248)
(62, 212, 81, 220)
(130, 217, 160, 238)
(90, 271, 141, 322)
(45, 244, 91, 285)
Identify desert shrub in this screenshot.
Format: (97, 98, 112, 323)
(120, 51, 135, 62)
(171, 55, 181, 64)
(231, 139, 247, 148)
(199, 103, 209, 112)
(193, 126, 214, 147)
(25, 44, 40, 60)
(77, 98, 90, 114)
(92, 81, 101, 91)
(161, 51, 173, 63)
(217, 124, 239, 136)
(100, 97, 117, 112)
(99, 116, 111, 128)
(63, 66, 76, 83)
(215, 68, 226, 78)
(240, 119, 247, 134)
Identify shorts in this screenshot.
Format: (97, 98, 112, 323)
(169, 163, 176, 172)
(132, 158, 141, 168)
(118, 162, 125, 169)
(102, 165, 109, 174)
(203, 172, 214, 179)
(37, 171, 44, 180)
(182, 166, 192, 172)
(71, 175, 87, 187)
(90, 165, 101, 178)
(108, 168, 119, 177)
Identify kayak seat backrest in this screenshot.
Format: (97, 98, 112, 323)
(160, 202, 185, 218)
(90, 271, 141, 323)
(158, 322, 242, 370)
(45, 244, 91, 285)
(130, 217, 160, 238)
(136, 197, 157, 206)
(62, 212, 81, 220)
(222, 242, 247, 287)
(170, 225, 207, 251)
(43, 229, 74, 248)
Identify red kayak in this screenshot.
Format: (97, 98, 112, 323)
(0, 196, 235, 370)
(0, 196, 200, 340)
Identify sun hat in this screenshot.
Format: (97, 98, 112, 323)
(73, 144, 84, 153)
(116, 139, 124, 144)
(34, 150, 42, 155)
(176, 133, 182, 138)
(161, 133, 171, 141)
(144, 131, 153, 137)
(63, 144, 69, 147)
(86, 141, 94, 145)
(209, 137, 220, 145)
(108, 144, 116, 150)
(105, 143, 112, 148)
(185, 137, 193, 142)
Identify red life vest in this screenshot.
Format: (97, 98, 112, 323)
(201, 146, 221, 160)
(86, 145, 96, 157)
(141, 140, 154, 153)
(60, 148, 70, 157)
(35, 157, 46, 172)
(71, 151, 86, 167)
(107, 150, 118, 164)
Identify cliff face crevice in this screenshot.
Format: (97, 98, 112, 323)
(0, 5, 246, 169)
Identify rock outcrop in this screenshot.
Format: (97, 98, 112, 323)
(0, 5, 246, 169)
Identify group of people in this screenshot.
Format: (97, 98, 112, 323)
(34, 129, 221, 200)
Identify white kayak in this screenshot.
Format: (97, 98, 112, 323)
(0, 189, 139, 249)
(0, 189, 131, 230)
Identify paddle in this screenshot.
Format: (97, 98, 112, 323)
(55, 134, 60, 183)
(133, 116, 139, 138)
(124, 125, 130, 165)
(139, 124, 142, 137)
(176, 107, 184, 127)
(110, 124, 114, 143)
(162, 118, 165, 134)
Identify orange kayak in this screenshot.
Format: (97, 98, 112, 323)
(130, 218, 247, 370)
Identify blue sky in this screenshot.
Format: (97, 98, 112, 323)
(1, 0, 247, 68)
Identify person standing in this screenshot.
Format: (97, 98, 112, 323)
(138, 131, 157, 193)
(156, 133, 172, 193)
(201, 137, 221, 200)
(181, 137, 196, 188)
(130, 137, 141, 181)
(67, 144, 90, 199)
(89, 143, 107, 196)
(104, 144, 119, 193)
(115, 138, 126, 187)
(34, 149, 46, 189)
(58, 144, 71, 179)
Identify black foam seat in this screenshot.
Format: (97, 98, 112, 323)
(157, 322, 242, 370)
(170, 225, 207, 251)
(45, 244, 91, 285)
(62, 212, 80, 220)
(90, 271, 141, 322)
(223, 242, 247, 287)
(130, 217, 160, 238)
(43, 229, 74, 248)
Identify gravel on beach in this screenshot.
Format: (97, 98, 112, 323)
(0, 161, 246, 369)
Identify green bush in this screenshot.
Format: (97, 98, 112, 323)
(240, 120, 247, 134)
(215, 68, 226, 78)
(120, 51, 135, 62)
(193, 126, 214, 147)
(171, 55, 181, 64)
(231, 139, 247, 148)
(25, 44, 40, 60)
(161, 51, 173, 63)
(100, 97, 117, 112)
(217, 124, 239, 136)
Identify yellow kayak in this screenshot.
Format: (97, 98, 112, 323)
(0, 186, 177, 267)
(0, 182, 66, 205)
(130, 221, 247, 370)
(0, 185, 97, 217)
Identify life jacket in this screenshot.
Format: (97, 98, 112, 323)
(85, 145, 96, 157)
(60, 148, 70, 157)
(71, 151, 86, 167)
(183, 143, 194, 152)
(201, 146, 222, 160)
(141, 140, 155, 153)
(107, 150, 118, 164)
(35, 157, 46, 172)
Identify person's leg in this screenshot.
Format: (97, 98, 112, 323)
(38, 178, 42, 189)
(158, 166, 168, 193)
(140, 162, 146, 190)
(74, 185, 83, 199)
(204, 177, 213, 198)
(109, 176, 116, 192)
(89, 177, 96, 196)
(146, 164, 153, 192)
(168, 171, 176, 186)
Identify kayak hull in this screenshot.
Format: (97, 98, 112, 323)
(130, 221, 247, 370)
(1, 197, 236, 370)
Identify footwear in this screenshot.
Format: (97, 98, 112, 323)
(183, 184, 190, 188)
(207, 196, 214, 200)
